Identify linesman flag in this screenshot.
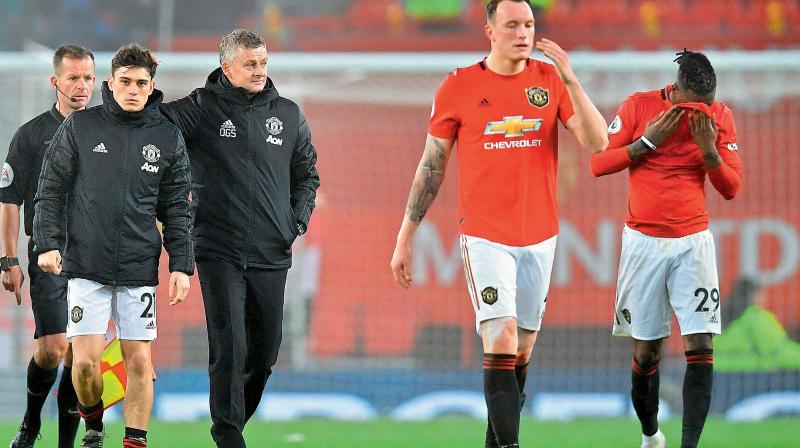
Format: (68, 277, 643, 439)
(100, 337, 127, 409)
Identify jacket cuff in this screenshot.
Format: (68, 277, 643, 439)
(33, 238, 61, 255)
(169, 256, 195, 276)
(293, 201, 314, 230)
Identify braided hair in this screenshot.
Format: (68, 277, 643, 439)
(674, 49, 716, 97)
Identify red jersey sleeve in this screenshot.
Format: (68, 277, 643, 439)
(707, 107, 742, 199)
(607, 96, 638, 148)
(428, 72, 461, 140)
(590, 96, 637, 176)
(557, 78, 575, 126)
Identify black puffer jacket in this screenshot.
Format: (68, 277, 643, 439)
(160, 69, 319, 269)
(33, 82, 194, 286)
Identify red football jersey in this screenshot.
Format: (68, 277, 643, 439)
(428, 59, 574, 246)
(602, 85, 742, 237)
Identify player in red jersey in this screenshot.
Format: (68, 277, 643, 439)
(591, 50, 742, 448)
(390, 1, 607, 446)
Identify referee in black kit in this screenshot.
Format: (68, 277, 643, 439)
(160, 29, 320, 448)
(1, 45, 95, 448)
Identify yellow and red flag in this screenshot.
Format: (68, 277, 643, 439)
(100, 337, 126, 409)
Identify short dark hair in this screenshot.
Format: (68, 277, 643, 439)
(53, 45, 94, 74)
(674, 49, 716, 97)
(219, 29, 266, 65)
(111, 43, 158, 78)
(486, 0, 534, 22)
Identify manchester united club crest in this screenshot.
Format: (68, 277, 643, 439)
(71, 306, 83, 323)
(142, 144, 160, 163)
(265, 117, 284, 136)
(481, 287, 499, 305)
(525, 86, 549, 108)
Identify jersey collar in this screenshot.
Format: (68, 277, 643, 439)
(48, 104, 66, 124)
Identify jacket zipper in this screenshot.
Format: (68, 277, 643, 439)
(244, 104, 256, 270)
(111, 131, 131, 286)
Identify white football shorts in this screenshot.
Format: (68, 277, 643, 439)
(459, 234, 557, 333)
(612, 226, 721, 340)
(66, 278, 157, 341)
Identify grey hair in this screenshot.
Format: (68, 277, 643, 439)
(219, 29, 266, 65)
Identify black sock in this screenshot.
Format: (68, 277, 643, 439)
(77, 400, 104, 433)
(515, 361, 529, 405)
(483, 354, 520, 448)
(631, 358, 660, 436)
(515, 361, 529, 391)
(57, 366, 80, 447)
(123, 427, 148, 447)
(485, 360, 528, 448)
(682, 350, 714, 448)
(23, 357, 58, 433)
(485, 415, 499, 448)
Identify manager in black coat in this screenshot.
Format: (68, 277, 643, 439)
(160, 29, 320, 448)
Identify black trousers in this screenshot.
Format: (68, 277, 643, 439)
(197, 259, 288, 448)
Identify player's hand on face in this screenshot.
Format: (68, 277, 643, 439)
(536, 38, 576, 85)
(2, 265, 25, 305)
(38, 250, 62, 276)
(168, 271, 190, 306)
(688, 110, 718, 152)
(390, 239, 413, 289)
(643, 106, 684, 147)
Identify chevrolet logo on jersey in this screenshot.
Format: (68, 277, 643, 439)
(484, 116, 543, 138)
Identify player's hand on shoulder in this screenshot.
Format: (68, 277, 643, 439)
(38, 250, 62, 276)
(1, 265, 25, 305)
(390, 239, 413, 289)
(688, 110, 718, 152)
(168, 271, 191, 306)
(536, 38, 576, 85)
(643, 106, 684, 147)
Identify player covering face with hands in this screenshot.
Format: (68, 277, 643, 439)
(591, 50, 742, 448)
(391, 1, 608, 447)
(34, 43, 193, 448)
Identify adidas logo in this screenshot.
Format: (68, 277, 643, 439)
(709, 313, 718, 324)
(146, 320, 156, 330)
(219, 120, 237, 138)
(92, 143, 107, 153)
(478, 98, 491, 107)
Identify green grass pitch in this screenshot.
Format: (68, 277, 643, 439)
(3, 418, 798, 447)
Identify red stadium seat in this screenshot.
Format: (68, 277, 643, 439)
(463, 0, 487, 26)
(545, 0, 584, 27)
(783, 0, 800, 28)
(286, 15, 347, 35)
(728, 0, 766, 27)
(583, 0, 635, 28)
(349, 0, 401, 30)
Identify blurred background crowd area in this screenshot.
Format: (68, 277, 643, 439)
(0, 0, 798, 53)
